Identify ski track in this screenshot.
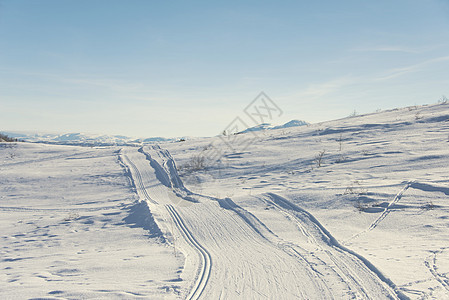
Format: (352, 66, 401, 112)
(120, 148, 210, 298)
(120, 153, 158, 205)
(119, 146, 407, 299)
(138, 145, 198, 203)
(367, 181, 412, 231)
(346, 181, 413, 244)
(263, 193, 405, 300)
(424, 249, 449, 293)
(166, 204, 212, 300)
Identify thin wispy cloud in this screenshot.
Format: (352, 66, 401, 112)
(293, 77, 358, 101)
(376, 55, 449, 81)
(352, 46, 420, 54)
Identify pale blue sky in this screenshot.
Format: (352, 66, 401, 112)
(1, 0, 448, 137)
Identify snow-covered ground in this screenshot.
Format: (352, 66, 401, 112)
(1, 102, 449, 299)
(0, 145, 182, 299)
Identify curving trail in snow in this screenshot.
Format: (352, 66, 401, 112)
(166, 204, 212, 300)
(119, 153, 158, 205)
(120, 145, 406, 299)
(261, 193, 406, 299)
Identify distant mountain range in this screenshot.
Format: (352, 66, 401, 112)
(2, 132, 173, 146)
(2, 120, 308, 146)
(239, 120, 309, 134)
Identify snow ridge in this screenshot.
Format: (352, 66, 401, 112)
(264, 193, 407, 300)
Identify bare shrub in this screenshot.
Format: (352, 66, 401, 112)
(422, 201, 435, 210)
(349, 110, 358, 117)
(0, 133, 17, 142)
(179, 155, 207, 173)
(335, 155, 346, 163)
(361, 150, 371, 156)
(189, 155, 206, 170)
(314, 150, 326, 167)
(344, 181, 367, 195)
(355, 200, 369, 212)
(354, 200, 380, 212)
(337, 134, 343, 151)
(439, 95, 448, 104)
(63, 213, 80, 222)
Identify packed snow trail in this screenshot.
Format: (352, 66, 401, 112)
(166, 204, 212, 300)
(120, 153, 158, 205)
(121, 146, 405, 299)
(261, 193, 407, 299)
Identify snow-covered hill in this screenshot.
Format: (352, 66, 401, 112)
(2, 120, 309, 146)
(1, 103, 449, 299)
(164, 102, 449, 299)
(239, 119, 308, 133)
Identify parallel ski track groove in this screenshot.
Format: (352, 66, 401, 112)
(346, 181, 412, 244)
(368, 181, 412, 231)
(264, 193, 405, 300)
(166, 204, 212, 300)
(122, 152, 212, 299)
(121, 154, 158, 204)
(264, 197, 372, 299)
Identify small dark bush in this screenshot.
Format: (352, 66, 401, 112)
(0, 133, 17, 142)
